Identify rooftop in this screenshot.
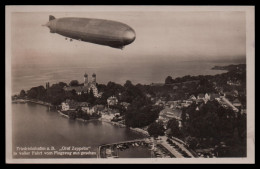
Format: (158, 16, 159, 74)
(160, 108, 182, 120)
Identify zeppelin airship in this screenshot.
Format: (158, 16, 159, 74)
(43, 15, 136, 49)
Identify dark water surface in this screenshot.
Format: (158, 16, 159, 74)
(12, 103, 150, 158)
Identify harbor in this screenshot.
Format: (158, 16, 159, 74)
(97, 139, 151, 158)
(97, 138, 178, 158)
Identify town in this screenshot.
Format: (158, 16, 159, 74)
(12, 64, 247, 158)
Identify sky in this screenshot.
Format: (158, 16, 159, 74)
(11, 10, 246, 68)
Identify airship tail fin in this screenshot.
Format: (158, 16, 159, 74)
(49, 15, 56, 21)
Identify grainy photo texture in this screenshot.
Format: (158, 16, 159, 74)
(6, 6, 255, 164)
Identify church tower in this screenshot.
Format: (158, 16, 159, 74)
(92, 73, 96, 85)
(84, 73, 88, 86)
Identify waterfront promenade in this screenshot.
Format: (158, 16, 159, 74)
(12, 99, 52, 106)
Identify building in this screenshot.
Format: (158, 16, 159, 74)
(120, 102, 130, 109)
(181, 100, 193, 107)
(159, 108, 182, 128)
(232, 99, 242, 108)
(165, 101, 178, 109)
(231, 90, 239, 97)
(45, 82, 50, 89)
(190, 95, 197, 101)
(61, 99, 89, 111)
(107, 96, 118, 107)
(197, 93, 205, 100)
(227, 80, 241, 86)
(209, 93, 220, 101)
(155, 99, 167, 106)
(241, 109, 246, 115)
(204, 93, 210, 101)
(61, 99, 101, 115)
(82, 106, 97, 115)
(61, 99, 77, 111)
(64, 73, 101, 98)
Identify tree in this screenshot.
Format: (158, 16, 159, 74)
(237, 113, 246, 140)
(45, 83, 66, 105)
(165, 76, 173, 84)
(103, 81, 124, 100)
(96, 83, 106, 93)
(124, 80, 133, 88)
(58, 82, 67, 88)
(125, 104, 161, 128)
(68, 111, 76, 119)
(121, 82, 144, 103)
(69, 80, 79, 86)
(75, 108, 83, 118)
(147, 122, 165, 138)
(19, 90, 26, 98)
(82, 113, 90, 120)
(71, 89, 77, 95)
(185, 136, 199, 149)
(183, 101, 238, 145)
(167, 118, 181, 137)
(87, 89, 96, 105)
(27, 86, 46, 100)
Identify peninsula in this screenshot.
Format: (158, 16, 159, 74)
(12, 64, 247, 158)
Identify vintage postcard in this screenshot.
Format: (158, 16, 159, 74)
(5, 6, 255, 164)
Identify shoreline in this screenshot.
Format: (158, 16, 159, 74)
(12, 99, 52, 106)
(12, 99, 195, 158)
(57, 109, 149, 137)
(99, 118, 149, 136)
(57, 110, 100, 122)
(12, 98, 150, 137)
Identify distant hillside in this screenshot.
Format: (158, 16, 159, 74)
(211, 64, 246, 71)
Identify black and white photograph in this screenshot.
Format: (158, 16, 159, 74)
(5, 6, 255, 163)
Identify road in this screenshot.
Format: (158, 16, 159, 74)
(158, 136, 196, 158)
(159, 137, 184, 158)
(221, 97, 239, 112)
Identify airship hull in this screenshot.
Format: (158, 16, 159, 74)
(44, 16, 136, 49)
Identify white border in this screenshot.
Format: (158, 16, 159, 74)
(5, 5, 255, 164)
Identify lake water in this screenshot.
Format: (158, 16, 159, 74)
(12, 103, 151, 158)
(10, 59, 244, 158)
(11, 60, 234, 94)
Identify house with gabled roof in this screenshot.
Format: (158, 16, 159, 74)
(197, 93, 205, 99)
(107, 96, 118, 107)
(61, 99, 89, 111)
(190, 95, 197, 100)
(205, 93, 210, 101)
(232, 99, 242, 108)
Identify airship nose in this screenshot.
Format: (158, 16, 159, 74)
(123, 28, 136, 45)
